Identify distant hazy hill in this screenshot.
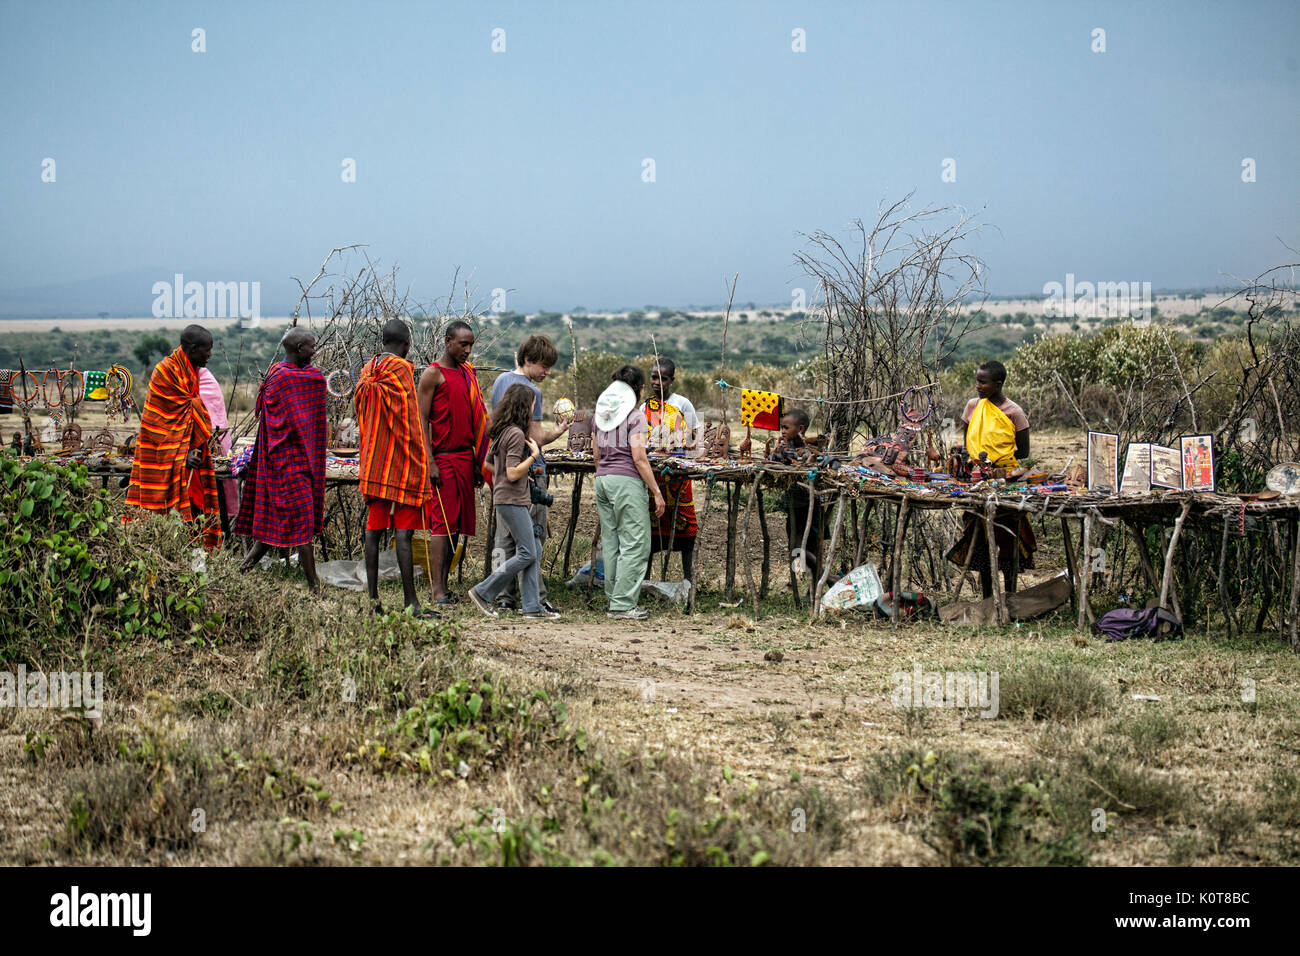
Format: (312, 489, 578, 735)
(0, 268, 296, 318)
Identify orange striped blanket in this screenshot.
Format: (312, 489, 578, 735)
(125, 346, 221, 548)
(355, 353, 431, 507)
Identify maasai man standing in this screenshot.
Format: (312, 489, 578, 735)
(125, 325, 222, 549)
(355, 320, 434, 617)
(234, 328, 327, 592)
(946, 360, 1036, 597)
(417, 321, 490, 603)
(643, 358, 699, 583)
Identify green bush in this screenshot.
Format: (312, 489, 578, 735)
(0, 454, 210, 664)
(352, 675, 580, 780)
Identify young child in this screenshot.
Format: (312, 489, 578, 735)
(468, 383, 560, 619)
(768, 409, 826, 583)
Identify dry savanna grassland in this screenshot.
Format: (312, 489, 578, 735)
(1, 429, 1297, 867)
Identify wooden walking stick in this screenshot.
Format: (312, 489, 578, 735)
(432, 486, 467, 575)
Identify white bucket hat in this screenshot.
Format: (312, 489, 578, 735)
(594, 381, 637, 432)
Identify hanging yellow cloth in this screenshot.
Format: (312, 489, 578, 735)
(965, 398, 1019, 468)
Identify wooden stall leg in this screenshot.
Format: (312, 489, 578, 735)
(724, 482, 741, 602)
(1218, 513, 1238, 638)
(1077, 515, 1092, 631)
(950, 511, 977, 604)
(483, 501, 497, 579)
(1060, 516, 1078, 615)
(1158, 500, 1192, 614)
(890, 498, 912, 624)
(756, 486, 771, 600)
(799, 481, 817, 608)
(586, 524, 602, 600)
(1288, 517, 1300, 651)
(814, 492, 847, 619)
(561, 472, 583, 577)
(854, 500, 874, 567)
(740, 472, 762, 621)
(985, 503, 1007, 626)
(661, 478, 682, 581)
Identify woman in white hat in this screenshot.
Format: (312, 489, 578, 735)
(592, 365, 666, 620)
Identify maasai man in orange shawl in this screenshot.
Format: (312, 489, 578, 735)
(946, 360, 1037, 597)
(417, 320, 489, 603)
(235, 328, 328, 592)
(125, 325, 222, 549)
(355, 319, 435, 618)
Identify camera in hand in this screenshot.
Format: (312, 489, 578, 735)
(529, 477, 554, 508)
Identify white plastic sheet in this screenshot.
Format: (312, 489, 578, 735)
(821, 562, 883, 612)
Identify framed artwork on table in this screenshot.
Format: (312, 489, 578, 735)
(1119, 442, 1152, 495)
(1149, 445, 1183, 490)
(1180, 434, 1215, 492)
(1087, 431, 1119, 493)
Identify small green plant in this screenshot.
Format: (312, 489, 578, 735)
(351, 675, 578, 780)
(998, 662, 1110, 721)
(23, 731, 55, 763)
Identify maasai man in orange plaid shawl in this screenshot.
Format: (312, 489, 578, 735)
(354, 320, 434, 617)
(125, 325, 222, 549)
(417, 320, 489, 604)
(235, 328, 328, 592)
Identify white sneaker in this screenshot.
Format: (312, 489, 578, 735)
(607, 607, 650, 621)
(521, 609, 562, 620)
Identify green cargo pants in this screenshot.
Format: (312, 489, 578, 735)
(594, 474, 651, 612)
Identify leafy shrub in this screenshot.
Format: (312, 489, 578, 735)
(862, 748, 1089, 866)
(0, 454, 210, 663)
(352, 675, 579, 780)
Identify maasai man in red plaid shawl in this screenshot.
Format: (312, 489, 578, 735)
(235, 328, 328, 592)
(125, 325, 222, 549)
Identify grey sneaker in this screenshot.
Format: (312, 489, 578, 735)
(607, 607, 650, 621)
(468, 588, 499, 618)
(521, 609, 562, 620)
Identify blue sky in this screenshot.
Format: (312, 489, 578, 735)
(1, 0, 1297, 314)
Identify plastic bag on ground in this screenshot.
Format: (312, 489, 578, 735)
(565, 550, 605, 588)
(317, 549, 416, 591)
(641, 579, 691, 603)
(821, 562, 883, 612)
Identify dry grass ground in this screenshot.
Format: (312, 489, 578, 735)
(2, 432, 1297, 866)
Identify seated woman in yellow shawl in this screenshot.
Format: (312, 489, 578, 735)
(946, 360, 1037, 597)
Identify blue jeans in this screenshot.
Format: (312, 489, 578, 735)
(475, 504, 541, 613)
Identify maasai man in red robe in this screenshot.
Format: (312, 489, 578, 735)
(417, 320, 489, 603)
(234, 328, 328, 592)
(355, 319, 435, 617)
(125, 325, 222, 549)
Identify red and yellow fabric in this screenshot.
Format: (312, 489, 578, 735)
(740, 389, 783, 430)
(965, 398, 1019, 469)
(643, 398, 686, 448)
(642, 398, 697, 550)
(355, 354, 431, 508)
(125, 346, 221, 549)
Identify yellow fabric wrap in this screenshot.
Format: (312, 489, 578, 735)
(966, 398, 1019, 468)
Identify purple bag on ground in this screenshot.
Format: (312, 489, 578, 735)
(1094, 607, 1182, 642)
